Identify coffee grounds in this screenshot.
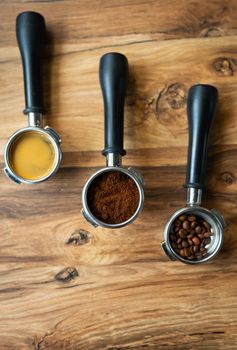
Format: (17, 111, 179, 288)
(87, 171, 139, 224)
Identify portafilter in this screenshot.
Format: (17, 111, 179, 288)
(82, 52, 144, 228)
(162, 84, 225, 264)
(4, 12, 62, 184)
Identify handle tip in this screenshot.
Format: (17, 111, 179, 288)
(188, 84, 218, 103)
(99, 52, 128, 74)
(16, 11, 45, 27)
(100, 52, 128, 63)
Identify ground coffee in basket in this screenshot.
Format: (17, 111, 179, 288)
(87, 171, 139, 224)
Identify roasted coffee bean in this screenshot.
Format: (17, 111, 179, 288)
(204, 232, 211, 238)
(195, 226, 202, 234)
(179, 249, 185, 257)
(204, 237, 211, 245)
(187, 233, 194, 239)
(184, 247, 192, 257)
(198, 233, 204, 240)
(188, 255, 195, 260)
(188, 239, 194, 246)
(172, 242, 177, 249)
(187, 215, 196, 222)
(177, 237, 182, 244)
(193, 245, 200, 253)
(200, 247, 207, 254)
(191, 221, 197, 229)
(182, 240, 189, 248)
(178, 229, 188, 238)
(178, 244, 183, 249)
(170, 234, 177, 242)
(201, 227, 206, 234)
(182, 221, 190, 230)
(192, 237, 201, 246)
(179, 215, 187, 221)
(174, 219, 181, 227)
(203, 221, 211, 230)
(175, 226, 180, 232)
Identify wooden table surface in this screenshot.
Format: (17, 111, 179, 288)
(1, 1, 237, 349)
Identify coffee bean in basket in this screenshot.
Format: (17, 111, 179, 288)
(169, 214, 212, 260)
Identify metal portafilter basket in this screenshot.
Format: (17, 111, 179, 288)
(82, 52, 144, 228)
(162, 84, 225, 264)
(4, 12, 62, 184)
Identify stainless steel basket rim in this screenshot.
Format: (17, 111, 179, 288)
(4, 126, 62, 184)
(82, 166, 144, 228)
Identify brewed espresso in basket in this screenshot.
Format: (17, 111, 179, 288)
(9, 131, 56, 181)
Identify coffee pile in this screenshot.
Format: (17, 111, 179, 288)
(87, 171, 139, 224)
(169, 214, 212, 260)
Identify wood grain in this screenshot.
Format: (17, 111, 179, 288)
(1, 0, 237, 349)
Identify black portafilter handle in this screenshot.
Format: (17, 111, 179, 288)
(99, 52, 128, 157)
(16, 11, 46, 115)
(185, 84, 218, 189)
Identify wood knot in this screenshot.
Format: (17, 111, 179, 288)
(55, 267, 79, 282)
(166, 83, 187, 109)
(156, 83, 187, 112)
(155, 83, 187, 127)
(201, 27, 224, 38)
(213, 57, 236, 76)
(66, 229, 89, 246)
(217, 172, 236, 185)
